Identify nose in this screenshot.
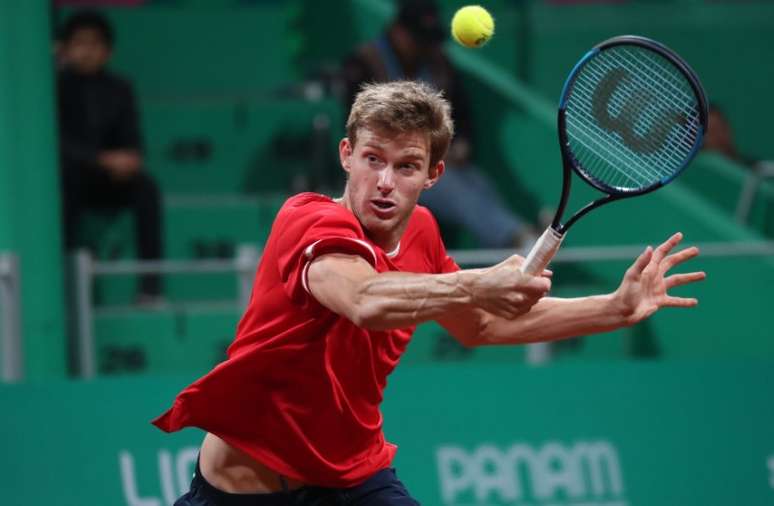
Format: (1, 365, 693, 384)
(377, 167, 395, 194)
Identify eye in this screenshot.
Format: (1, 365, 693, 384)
(399, 163, 418, 173)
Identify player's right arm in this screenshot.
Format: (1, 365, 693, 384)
(306, 253, 551, 332)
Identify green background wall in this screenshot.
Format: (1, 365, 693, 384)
(0, 1, 66, 380)
(2, 363, 773, 505)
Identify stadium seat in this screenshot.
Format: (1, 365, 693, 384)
(95, 305, 240, 375)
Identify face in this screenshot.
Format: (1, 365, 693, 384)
(339, 128, 444, 251)
(61, 28, 111, 75)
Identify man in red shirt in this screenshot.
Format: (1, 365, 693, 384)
(154, 81, 704, 505)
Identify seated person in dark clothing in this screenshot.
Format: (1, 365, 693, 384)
(340, 0, 536, 249)
(57, 10, 163, 301)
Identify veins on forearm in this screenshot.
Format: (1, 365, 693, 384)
(481, 294, 628, 345)
(359, 271, 472, 324)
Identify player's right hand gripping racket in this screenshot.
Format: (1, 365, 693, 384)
(520, 35, 709, 276)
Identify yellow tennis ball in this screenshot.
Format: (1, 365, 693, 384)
(451, 5, 494, 48)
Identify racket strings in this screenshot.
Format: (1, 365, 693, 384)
(564, 44, 702, 191)
(570, 75, 699, 145)
(576, 64, 699, 143)
(567, 99, 690, 188)
(589, 49, 698, 126)
(567, 114, 696, 190)
(566, 97, 693, 187)
(610, 50, 697, 110)
(567, 117, 662, 187)
(566, 93, 696, 186)
(565, 123, 657, 186)
(574, 50, 700, 174)
(582, 57, 700, 146)
(633, 49, 698, 105)
(574, 59, 699, 167)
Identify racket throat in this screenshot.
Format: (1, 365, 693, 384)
(554, 116, 574, 232)
(562, 193, 620, 232)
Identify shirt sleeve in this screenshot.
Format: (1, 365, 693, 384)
(276, 203, 378, 304)
(435, 233, 460, 274)
(437, 240, 460, 274)
(420, 206, 460, 274)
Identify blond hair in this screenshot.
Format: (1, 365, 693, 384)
(346, 81, 455, 167)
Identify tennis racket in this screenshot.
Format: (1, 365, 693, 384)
(520, 35, 708, 276)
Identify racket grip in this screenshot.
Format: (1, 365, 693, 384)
(519, 227, 564, 276)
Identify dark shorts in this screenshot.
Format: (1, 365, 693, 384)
(174, 460, 420, 506)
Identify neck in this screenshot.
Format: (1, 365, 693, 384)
(337, 189, 403, 254)
(367, 230, 401, 255)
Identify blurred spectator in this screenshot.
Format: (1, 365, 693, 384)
(56, 10, 163, 302)
(704, 103, 754, 167)
(340, 0, 536, 249)
(706, 104, 774, 227)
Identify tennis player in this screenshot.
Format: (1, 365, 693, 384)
(154, 81, 704, 505)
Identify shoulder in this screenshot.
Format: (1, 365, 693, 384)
(393, 205, 457, 273)
(407, 205, 459, 274)
(403, 204, 445, 246)
(270, 194, 377, 277)
(280, 192, 352, 219)
(410, 204, 442, 233)
(277, 193, 363, 233)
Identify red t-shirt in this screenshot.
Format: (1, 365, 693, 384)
(153, 193, 459, 487)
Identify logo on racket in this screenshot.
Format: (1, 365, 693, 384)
(592, 68, 684, 155)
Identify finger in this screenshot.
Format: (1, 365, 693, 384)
(526, 277, 552, 295)
(510, 303, 537, 318)
(542, 269, 553, 278)
(630, 246, 653, 275)
(663, 246, 700, 271)
(663, 296, 698, 307)
(665, 271, 706, 289)
(652, 232, 683, 263)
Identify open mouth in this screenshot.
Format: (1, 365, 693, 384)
(370, 199, 396, 214)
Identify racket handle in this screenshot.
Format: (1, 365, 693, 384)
(520, 227, 565, 276)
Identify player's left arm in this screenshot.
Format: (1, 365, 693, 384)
(442, 232, 706, 346)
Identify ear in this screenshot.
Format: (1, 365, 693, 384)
(339, 138, 353, 174)
(423, 160, 445, 189)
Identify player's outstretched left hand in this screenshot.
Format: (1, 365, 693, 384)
(614, 232, 706, 325)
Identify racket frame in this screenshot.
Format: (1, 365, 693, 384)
(553, 35, 709, 234)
